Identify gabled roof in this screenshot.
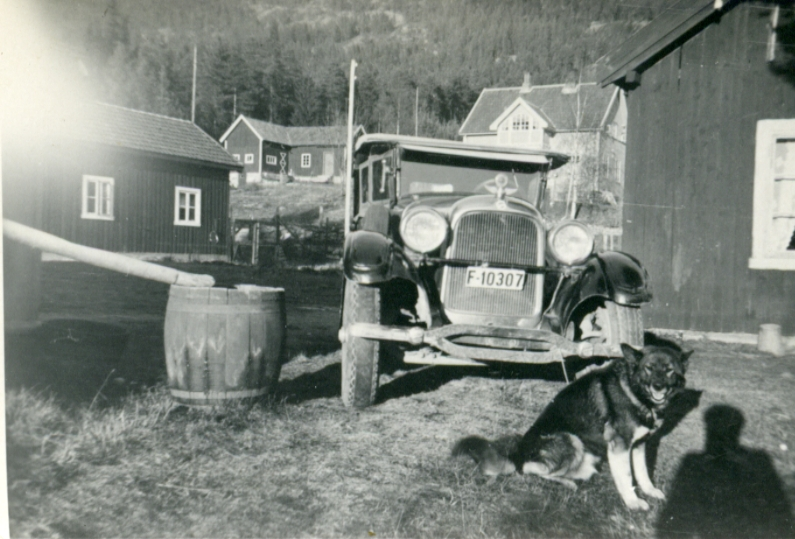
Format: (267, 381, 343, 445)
(488, 97, 556, 132)
(599, 0, 726, 87)
(71, 102, 241, 169)
(220, 115, 359, 147)
(459, 82, 618, 136)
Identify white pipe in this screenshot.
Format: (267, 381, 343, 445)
(3, 218, 215, 287)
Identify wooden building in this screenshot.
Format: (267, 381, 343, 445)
(600, 0, 795, 334)
(460, 76, 627, 227)
(219, 115, 364, 185)
(38, 103, 242, 260)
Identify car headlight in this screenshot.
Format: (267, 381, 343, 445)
(399, 208, 447, 253)
(548, 221, 594, 265)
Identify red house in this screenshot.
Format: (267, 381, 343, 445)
(600, 0, 795, 334)
(34, 102, 242, 261)
(219, 115, 364, 186)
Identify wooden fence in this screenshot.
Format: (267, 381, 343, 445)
(230, 215, 344, 267)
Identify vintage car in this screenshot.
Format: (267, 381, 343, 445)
(339, 134, 651, 408)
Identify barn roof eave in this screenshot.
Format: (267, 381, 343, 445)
(91, 143, 244, 172)
(599, 0, 730, 88)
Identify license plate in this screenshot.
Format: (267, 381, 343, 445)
(465, 267, 525, 290)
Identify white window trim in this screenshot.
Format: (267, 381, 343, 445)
(174, 186, 202, 227)
(301, 153, 311, 168)
(244, 153, 254, 164)
(266, 155, 277, 165)
(749, 119, 795, 270)
(232, 154, 241, 161)
(81, 175, 114, 220)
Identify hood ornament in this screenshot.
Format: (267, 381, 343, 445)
(494, 174, 509, 206)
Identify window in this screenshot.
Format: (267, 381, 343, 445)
(372, 159, 389, 201)
(232, 154, 241, 161)
(301, 153, 311, 168)
(512, 113, 530, 131)
(266, 155, 277, 165)
(174, 186, 201, 227)
(244, 153, 254, 164)
(81, 175, 114, 220)
(750, 119, 795, 270)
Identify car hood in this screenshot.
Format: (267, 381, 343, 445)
(398, 194, 546, 228)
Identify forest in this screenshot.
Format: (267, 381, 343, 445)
(35, 0, 672, 139)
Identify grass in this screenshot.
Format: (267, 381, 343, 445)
(6, 262, 795, 538)
(230, 182, 345, 223)
(9, 341, 795, 538)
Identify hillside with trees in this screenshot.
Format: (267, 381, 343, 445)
(36, 0, 671, 139)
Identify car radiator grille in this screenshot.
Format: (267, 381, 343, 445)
(443, 212, 541, 317)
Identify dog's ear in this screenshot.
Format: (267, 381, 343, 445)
(620, 343, 644, 367)
(679, 349, 693, 370)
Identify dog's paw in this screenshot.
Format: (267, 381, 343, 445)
(623, 497, 650, 511)
(643, 486, 666, 500)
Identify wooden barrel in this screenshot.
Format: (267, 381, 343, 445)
(164, 284, 286, 405)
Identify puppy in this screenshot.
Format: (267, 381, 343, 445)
(454, 343, 690, 510)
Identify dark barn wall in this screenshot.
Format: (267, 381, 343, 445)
(224, 124, 260, 174)
(289, 146, 324, 177)
(262, 142, 289, 175)
(2, 136, 43, 327)
(623, 3, 795, 334)
(42, 145, 230, 257)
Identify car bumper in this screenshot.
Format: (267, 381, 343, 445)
(338, 322, 623, 365)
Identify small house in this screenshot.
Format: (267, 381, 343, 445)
(219, 115, 364, 185)
(459, 75, 627, 227)
(36, 102, 242, 261)
(600, 0, 795, 334)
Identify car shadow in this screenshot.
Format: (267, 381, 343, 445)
(277, 363, 342, 404)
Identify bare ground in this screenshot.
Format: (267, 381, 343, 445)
(4, 261, 795, 538)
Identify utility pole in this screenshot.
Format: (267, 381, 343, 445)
(344, 59, 358, 237)
(415, 86, 419, 137)
(396, 96, 400, 135)
(191, 46, 197, 123)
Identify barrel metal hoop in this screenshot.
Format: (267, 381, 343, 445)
(169, 388, 267, 400)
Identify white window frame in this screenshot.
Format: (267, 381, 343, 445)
(81, 175, 114, 220)
(301, 153, 311, 168)
(266, 154, 277, 165)
(511, 113, 530, 131)
(174, 186, 201, 227)
(750, 119, 795, 270)
(232, 154, 241, 161)
(244, 153, 254, 164)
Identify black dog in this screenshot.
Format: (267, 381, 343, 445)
(454, 343, 691, 510)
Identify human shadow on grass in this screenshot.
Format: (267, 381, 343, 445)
(656, 405, 794, 539)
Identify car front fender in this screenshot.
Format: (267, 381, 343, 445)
(343, 230, 415, 285)
(556, 251, 652, 330)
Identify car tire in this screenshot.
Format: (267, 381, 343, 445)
(568, 300, 644, 347)
(341, 281, 381, 408)
(601, 300, 643, 347)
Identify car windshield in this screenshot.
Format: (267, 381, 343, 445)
(399, 154, 545, 204)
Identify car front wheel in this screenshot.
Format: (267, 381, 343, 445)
(341, 281, 381, 408)
(569, 300, 644, 347)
